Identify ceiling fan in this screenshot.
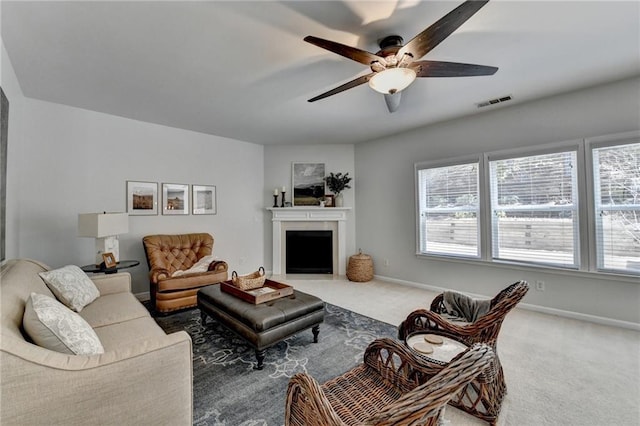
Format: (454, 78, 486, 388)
(304, 0, 498, 112)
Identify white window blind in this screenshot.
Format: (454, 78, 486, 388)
(489, 151, 579, 267)
(417, 162, 479, 257)
(592, 142, 640, 274)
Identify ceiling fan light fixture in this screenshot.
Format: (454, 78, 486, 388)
(368, 68, 417, 95)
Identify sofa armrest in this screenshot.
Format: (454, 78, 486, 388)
(91, 272, 131, 295)
(1, 331, 193, 425)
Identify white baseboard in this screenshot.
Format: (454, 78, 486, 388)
(373, 274, 640, 331)
(515, 302, 640, 331)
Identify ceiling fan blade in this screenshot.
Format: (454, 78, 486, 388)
(304, 36, 386, 66)
(411, 60, 498, 77)
(397, 0, 490, 61)
(308, 73, 375, 102)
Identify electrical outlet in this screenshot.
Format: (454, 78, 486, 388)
(535, 280, 545, 291)
(383, 259, 390, 267)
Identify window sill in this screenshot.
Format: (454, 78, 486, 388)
(415, 253, 640, 284)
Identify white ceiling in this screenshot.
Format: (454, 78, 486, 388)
(2, 1, 639, 146)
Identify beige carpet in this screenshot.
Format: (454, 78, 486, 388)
(278, 275, 640, 426)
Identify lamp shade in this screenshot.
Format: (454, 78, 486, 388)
(368, 68, 417, 95)
(78, 212, 129, 238)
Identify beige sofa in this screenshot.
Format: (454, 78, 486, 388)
(0, 259, 193, 425)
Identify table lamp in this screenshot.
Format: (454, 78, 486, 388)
(78, 212, 129, 265)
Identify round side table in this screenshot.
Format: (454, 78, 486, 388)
(406, 332, 468, 365)
(81, 260, 140, 275)
(405, 331, 499, 424)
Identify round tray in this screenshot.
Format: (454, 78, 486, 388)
(406, 333, 468, 364)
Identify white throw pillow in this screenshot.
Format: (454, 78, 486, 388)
(171, 255, 218, 277)
(23, 293, 104, 355)
(39, 265, 100, 312)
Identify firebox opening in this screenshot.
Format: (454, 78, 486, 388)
(286, 230, 333, 274)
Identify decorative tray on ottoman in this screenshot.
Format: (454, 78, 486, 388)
(220, 279, 294, 304)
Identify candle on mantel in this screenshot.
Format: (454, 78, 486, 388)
(274, 188, 279, 196)
(282, 186, 286, 192)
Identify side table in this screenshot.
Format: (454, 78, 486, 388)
(406, 332, 468, 365)
(406, 332, 500, 425)
(81, 260, 140, 275)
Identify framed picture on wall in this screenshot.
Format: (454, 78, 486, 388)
(292, 162, 325, 206)
(162, 183, 189, 215)
(192, 184, 216, 215)
(1, 87, 9, 261)
(126, 181, 158, 216)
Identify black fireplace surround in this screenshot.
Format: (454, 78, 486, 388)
(286, 230, 333, 274)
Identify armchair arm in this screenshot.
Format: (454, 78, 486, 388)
(149, 267, 171, 284)
(399, 309, 478, 346)
(208, 260, 228, 273)
(365, 344, 495, 426)
(363, 338, 443, 392)
(285, 372, 344, 426)
(429, 293, 445, 312)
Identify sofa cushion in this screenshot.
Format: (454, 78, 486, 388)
(23, 293, 104, 355)
(93, 316, 167, 351)
(39, 265, 100, 312)
(79, 292, 151, 328)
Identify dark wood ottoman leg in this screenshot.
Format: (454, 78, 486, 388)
(312, 325, 320, 343)
(255, 349, 266, 370)
(200, 310, 208, 325)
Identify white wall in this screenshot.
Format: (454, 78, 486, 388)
(12, 98, 264, 294)
(4, 32, 638, 324)
(263, 144, 356, 272)
(355, 76, 640, 325)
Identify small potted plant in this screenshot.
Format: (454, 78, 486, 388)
(325, 172, 352, 207)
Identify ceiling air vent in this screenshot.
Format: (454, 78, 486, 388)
(476, 95, 512, 108)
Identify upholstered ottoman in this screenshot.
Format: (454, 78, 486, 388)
(197, 284, 325, 370)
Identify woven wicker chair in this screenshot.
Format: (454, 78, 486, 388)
(397, 280, 529, 425)
(285, 338, 495, 426)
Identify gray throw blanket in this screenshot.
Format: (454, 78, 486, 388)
(442, 291, 492, 323)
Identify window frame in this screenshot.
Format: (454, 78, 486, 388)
(414, 155, 483, 260)
(585, 133, 640, 274)
(486, 144, 582, 269)
(414, 131, 640, 278)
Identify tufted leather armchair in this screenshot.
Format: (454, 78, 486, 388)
(142, 233, 228, 313)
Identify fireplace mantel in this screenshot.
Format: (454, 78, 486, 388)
(268, 207, 351, 275)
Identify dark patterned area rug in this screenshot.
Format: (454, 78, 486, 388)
(151, 303, 397, 426)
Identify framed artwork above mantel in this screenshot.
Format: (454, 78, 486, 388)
(292, 162, 325, 206)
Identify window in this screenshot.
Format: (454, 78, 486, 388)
(415, 131, 640, 276)
(592, 142, 640, 273)
(489, 151, 579, 268)
(417, 161, 480, 258)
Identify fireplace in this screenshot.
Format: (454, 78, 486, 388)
(286, 230, 333, 274)
(269, 207, 350, 275)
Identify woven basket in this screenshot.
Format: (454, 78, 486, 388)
(231, 267, 266, 290)
(347, 250, 373, 282)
